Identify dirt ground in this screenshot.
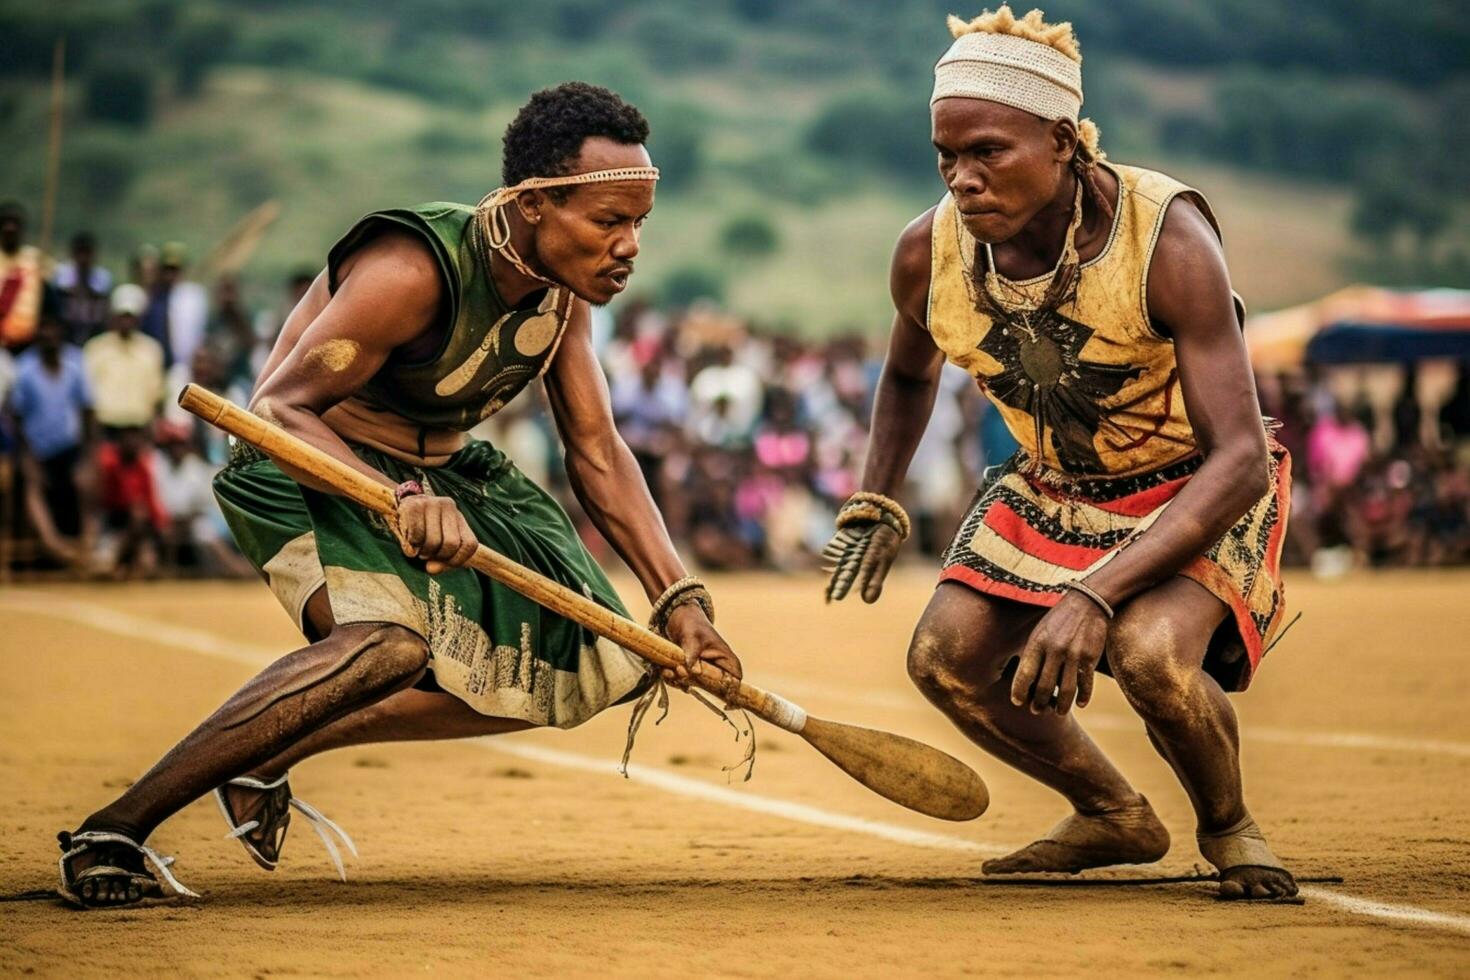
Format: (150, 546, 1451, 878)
(1, 568, 1468, 977)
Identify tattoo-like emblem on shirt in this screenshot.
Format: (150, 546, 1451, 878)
(978, 309, 1144, 474)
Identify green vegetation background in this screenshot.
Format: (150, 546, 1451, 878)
(2, 0, 1467, 332)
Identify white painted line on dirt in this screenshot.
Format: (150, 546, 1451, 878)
(489, 740, 1009, 855)
(486, 740, 1470, 938)
(11, 592, 1470, 936)
(1, 595, 279, 667)
(1244, 727, 1470, 760)
(12, 595, 1468, 762)
(766, 673, 1470, 760)
(1296, 889, 1470, 936)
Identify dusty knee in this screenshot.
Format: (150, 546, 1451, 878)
(906, 627, 997, 709)
(905, 629, 951, 699)
(1106, 616, 1195, 711)
(346, 623, 430, 681)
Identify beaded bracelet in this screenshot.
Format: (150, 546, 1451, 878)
(648, 575, 716, 637)
(650, 587, 715, 638)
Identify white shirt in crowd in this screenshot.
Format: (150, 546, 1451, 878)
(52, 262, 114, 294)
(163, 368, 250, 465)
(164, 280, 210, 369)
(81, 330, 165, 428)
(0, 348, 14, 408)
(156, 451, 222, 542)
(688, 362, 763, 442)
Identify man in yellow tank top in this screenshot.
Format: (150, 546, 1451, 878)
(823, 7, 1296, 901)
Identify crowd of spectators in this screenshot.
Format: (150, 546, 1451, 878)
(2, 198, 1467, 581)
(557, 303, 1470, 574)
(1260, 365, 1470, 571)
(0, 203, 300, 579)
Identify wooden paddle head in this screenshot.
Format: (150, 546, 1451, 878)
(800, 716, 989, 821)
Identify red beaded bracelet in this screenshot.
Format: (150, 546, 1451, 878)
(394, 480, 425, 503)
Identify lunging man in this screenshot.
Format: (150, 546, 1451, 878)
(60, 83, 741, 908)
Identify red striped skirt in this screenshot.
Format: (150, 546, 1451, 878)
(939, 445, 1292, 692)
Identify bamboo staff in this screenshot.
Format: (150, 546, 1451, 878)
(179, 384, 989, 821)
(40, 38, 66, 258)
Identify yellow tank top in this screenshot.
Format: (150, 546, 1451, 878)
(927, 162, 1239, 478)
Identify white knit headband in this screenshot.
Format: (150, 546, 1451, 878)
(931, 32, 1082, 122)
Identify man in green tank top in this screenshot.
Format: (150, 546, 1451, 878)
(56, 83, 743, 908)
(823, 8, 1297, 901)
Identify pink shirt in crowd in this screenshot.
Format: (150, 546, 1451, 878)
(1307, 416, 1371, 489)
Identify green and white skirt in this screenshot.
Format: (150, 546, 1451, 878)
(213, 439, 650, 728)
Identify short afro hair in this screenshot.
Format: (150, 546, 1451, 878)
(501, 82, 650, 192)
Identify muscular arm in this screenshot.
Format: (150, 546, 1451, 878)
(248, 233, 442, 494)
(859, 208, 948, 495)
(543, 301, 688, 602)
(826, 210, 947, 604)
(254, 270, 331, 394)
(1080, 197, 1270, 608)
(544, 301, 743, 682)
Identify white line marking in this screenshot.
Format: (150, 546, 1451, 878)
(2, 595, 280, 667)
(489, 741, 1008, 854)
(11, 595, 1469, 761)
(1296, 889, 1470, 935)
(766, 673, 1470, 760)
(484, 740, 1470, 937)
(1244, 727, 1470, 760)
(8, 592, 1470, 936)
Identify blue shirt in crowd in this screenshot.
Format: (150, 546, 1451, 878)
(9, 346, 92, 460)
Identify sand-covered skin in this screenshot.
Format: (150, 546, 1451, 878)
(2, 570, 1468, 976)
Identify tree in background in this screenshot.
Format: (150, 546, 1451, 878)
(720, 215, 779, 259)
(84, 61, 154, 128)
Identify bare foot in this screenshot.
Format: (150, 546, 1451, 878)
(983, 797, 1170, 875)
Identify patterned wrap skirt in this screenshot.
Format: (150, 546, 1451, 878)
(940, 444, 1292, 692)
(213, 440, 651, 727)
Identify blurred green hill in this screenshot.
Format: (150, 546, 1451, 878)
(2, 0, 1467, 332)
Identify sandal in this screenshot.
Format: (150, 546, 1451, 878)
(56, 830, 198, 909)
(1198, 816, 1299, 901)
(214, 773, 357, 881)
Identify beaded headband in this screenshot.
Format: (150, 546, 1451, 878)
(473, 167, 661, 283)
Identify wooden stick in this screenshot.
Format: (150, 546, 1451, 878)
(40, 37, 66, 259)
(179, 385, 989, 821)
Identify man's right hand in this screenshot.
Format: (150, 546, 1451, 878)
(822, 522, 903, 604)
(396, 493, 480, 575)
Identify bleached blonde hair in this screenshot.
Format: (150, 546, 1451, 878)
(947, 6, 1081, 62)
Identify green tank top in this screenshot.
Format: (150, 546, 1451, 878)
(326, 202, 573, 432)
